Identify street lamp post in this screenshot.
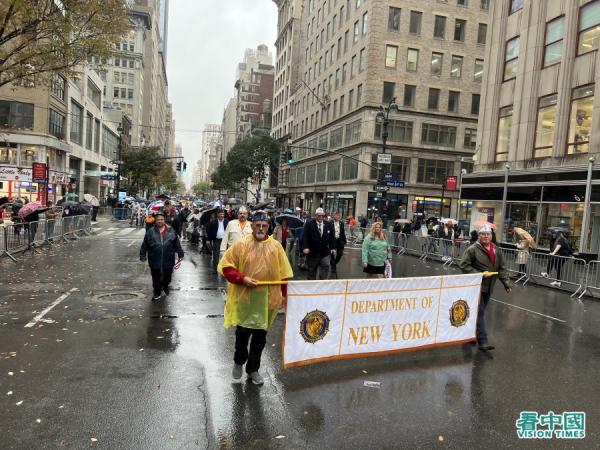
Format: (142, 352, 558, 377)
(579, 157, 595, 253)
(375, 98, 398, 222)
(498, 164, 510, 242)
(115, 126, 123, 198)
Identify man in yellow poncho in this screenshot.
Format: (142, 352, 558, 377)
(217, 210, 293, 385)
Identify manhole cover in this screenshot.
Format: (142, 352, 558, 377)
(95, 292, 142, 302)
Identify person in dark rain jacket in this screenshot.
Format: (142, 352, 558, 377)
(140, 212, 184, 301)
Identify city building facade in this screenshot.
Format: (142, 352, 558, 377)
(274, 0, 489, 220)
(463, 0, 600, 255)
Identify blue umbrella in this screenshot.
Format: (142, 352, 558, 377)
(275, 214, 303, 229)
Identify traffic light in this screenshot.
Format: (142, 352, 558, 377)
(176, 161, 182, 171)
(287, 150, 295, 165)
(182, 162, 187, 172)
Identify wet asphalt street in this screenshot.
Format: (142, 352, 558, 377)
(1, 218, 599, 449)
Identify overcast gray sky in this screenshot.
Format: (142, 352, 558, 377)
(166, 1, 277, 188)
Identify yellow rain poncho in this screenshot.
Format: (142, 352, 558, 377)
(218, 234, 293, 330)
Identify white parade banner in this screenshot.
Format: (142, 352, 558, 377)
(283, 273, 483, 368)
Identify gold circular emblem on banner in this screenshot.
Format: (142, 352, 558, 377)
(300, 310, 330, 344)
(449, 300, 470, 327)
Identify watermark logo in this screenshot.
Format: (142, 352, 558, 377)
(516, 411, 585, 439)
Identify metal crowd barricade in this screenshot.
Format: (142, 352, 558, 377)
(1, 223, 27, 261)
(526, 252, 588, 297)
(581, 261, 600, 298)
(61, 216, 77, 241)
(112, 207, 131, 220)
(22, 220, 48, 254)
(497, 247, 529, 284)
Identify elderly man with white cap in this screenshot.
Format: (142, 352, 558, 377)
(220, 206, 253, 255)
(459, 224, 511, 352)
(301, 207, 335, 280)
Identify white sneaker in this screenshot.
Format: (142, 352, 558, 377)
(248, 371, 264, 385)
(550, 281, 561, 287)
(541, 272, 548, 278)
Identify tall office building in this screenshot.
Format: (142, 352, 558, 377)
(462, 0, 600, 255)
(274, 0, 489, 219)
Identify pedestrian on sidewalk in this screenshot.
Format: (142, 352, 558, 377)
(302, 207, 335, 280)
(541, 230, 571, 287)
(330, 211, 347, 277)
(459, 224, 511, 352)
(207, 209, 228, 273)
(218, 210, 293, 385)
(361, 222, 391, 279)
(437, 219, 456, 261)
(139, 212, 184, 302)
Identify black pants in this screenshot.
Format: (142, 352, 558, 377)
(234, 326, 267, 374)
(476, 292, 491, 345)
(307, 255, 330, 280)
(211, 239, 222, 272)
(334, 245, 344, 264)
(91, 206, 99, 222)
(546, 256, 565, 280)
(150, 267, 173, 296)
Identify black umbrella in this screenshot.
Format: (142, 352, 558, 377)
(275, 214, 304, 229)
(251, 201, 273, 211)
(0, 197, 8, 207)
(199, 206, 218, 225)
(155, 194, 170, 200)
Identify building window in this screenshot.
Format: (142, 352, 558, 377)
(353, 21, 359, 43)
(404, 85, 416, 107)
(417, 159, 454, 184)
(434, 15, 446, 39)
(427, 88, 440, 110)
(510, 0, 523, 14)
(371, 155, 411, 181)
(345, 119, 361, 144)
(474, 58, 484, 82)
(448, 91, 460, 113)
(362, 12, 368, 35)
(431, 52, 443, 76)
(327, 159, 341, 181)
(458, 0, 467, 6)
(85, 113, 93, 150)
(578, 1, 600, 54)
(406, 48, 419, 71)
(48, 109, 65, 139)
(50, 73, 66, 100)
(382, 81, 395, 103)
(503, 36, 520, 81)
(496, 105, 513, 161)
(94, 119, 100, 153)
(534, 94, 558, 158)
(568, 84, 594, 155)
(375, 119, 413, 143)
(481, 0, 489, 10)
(544, 16, 564, 66)
(351, 54, 358, 76)
(454, 19, 466, 41)
(388, 7, 401, 31)
(359, 48, 366, 71)
(477, 23, 487, 45)
(385, 45, 398, 68)
(330, 126, 344, 148)
(348, 89, 354, 110)
(342, 157, 359, 180)
(471, 94, 480, 115)
(464, 128, 477, 149)
(409, 11, 422, 34)
(422, 123, 456, 146)
(0, 100, 34, 130)
(70, 101, 83, 145)
(357, 84, 363, 105)
(450, 55, 463, 78)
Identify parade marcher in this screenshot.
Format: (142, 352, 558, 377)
(186, 206, 202, 243)
(348, 215, 357, 239)
(45, 201, 57, 241)
(163, 201, 180, 235)
(207, 209, 229, 273)
(139, 212, 184, 301)
(178, 203, 191, 240)
(361, 222, 392, 279)
(330, 210, 347, 277)
(459, 224, 511, 352)
(302, 207, 335, 280)
(273, 217, 290, 251)
(220, 206, 252, 255)
(218, 210, 293, 385)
